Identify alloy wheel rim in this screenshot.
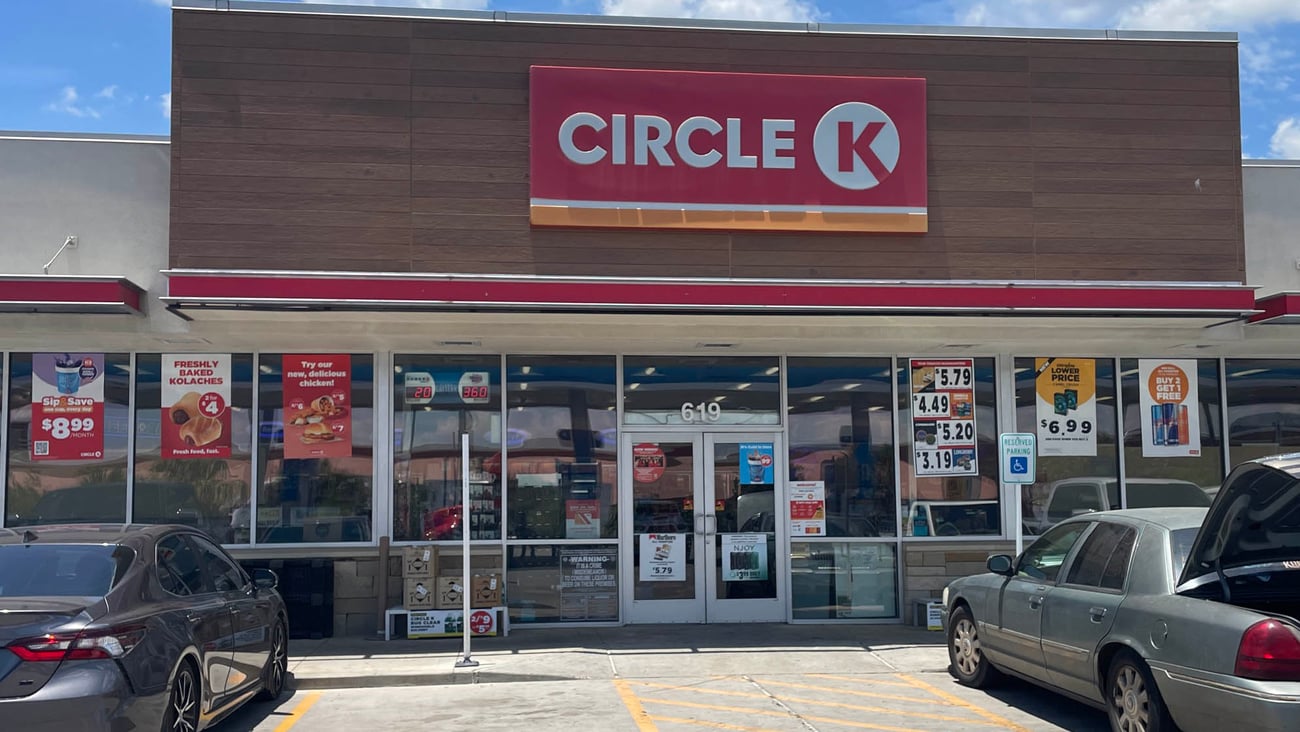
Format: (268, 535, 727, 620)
(271, 625, 287, 692)
(952, 618, 982, 676)
(1111, 664, 1149, 732)
(172, 669, 197, 732)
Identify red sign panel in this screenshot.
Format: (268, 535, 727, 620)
(30, 353, 105, 462)
(162, 354, 232, 459)
(283, 355, 352, 459)
(529, 66, 927, 233)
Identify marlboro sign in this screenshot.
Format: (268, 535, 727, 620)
(529, 66, 927, 233)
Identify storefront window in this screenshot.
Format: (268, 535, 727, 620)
(1226, 360, 1300, 466)
(791, 541, 897, 619)
(507, 544, 618, 624)
(623, 356, 780, 426)
(134, 354, 254, 543)
(1120, 358, 1223, 501)
(257, 354, 374, 544)
(393, 355, 501, 543)
(5, 353, 131, 526)
(1014, 358, 1120, 536)
(506, 356, 617, 540)
(898, 357, 999, 537)
(787, 358, 896, 537)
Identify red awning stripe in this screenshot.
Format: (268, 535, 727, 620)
(0, 277, 143, 313)
(162, 272, 1256, 316)
(1250, 293, 1300, 323)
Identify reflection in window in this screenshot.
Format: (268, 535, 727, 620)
(134, 354, 253, 543)
(1015, 358, 1119, 536)
(787, 358, 896, 537)
(257, 355, 374, 544)
(623, 356, 780, 426)
(5, 353, 131, 526)
(898, 357, 1000, 537)
(1121, 358, 1223, 498)
(506, 356, 617, 540)
(1226, 360, 1300, 467)
(791, 542, 897, 619)
(392, 355, 500, 542)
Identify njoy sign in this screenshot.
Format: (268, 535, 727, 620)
(530, 66, 927, 234)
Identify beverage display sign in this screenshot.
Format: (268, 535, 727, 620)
(788, 481, 827, 536)
(721, 533, 768, 582)
(1034, 358, 1097, 457)
(1138, 359, 1201, 458)
(738, 442, 774, 484)
(162, 354, 232, 459)
(283, 355, 352, 459)
(530, 66, 927, 233)
(639, 533, 686, 582)
(406, 609, 498, 639)
(909, 358, 977, 476)
(30, 352, 105, 461)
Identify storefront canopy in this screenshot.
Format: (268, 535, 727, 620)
(1250, 293, 1300, 325)
(162, 270, 1257, 320)
(0, 275, 144, 314)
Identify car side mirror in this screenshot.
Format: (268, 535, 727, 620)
(986, 554, 1014, 576)
(252, 568, 278, 591)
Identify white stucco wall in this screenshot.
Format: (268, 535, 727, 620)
(1244, 161, 1300, 297)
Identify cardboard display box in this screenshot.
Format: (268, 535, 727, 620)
(403, 578, 436, 610)
(435, 576, 464, 609)
(402, 545, 436, 578)
(472, 573, 501, 608)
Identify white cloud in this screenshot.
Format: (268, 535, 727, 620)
(45, 86, 101, 119)
(161, 92, 172, 118)
(95, 84, 118, 99)
(1271, 118, 1300, 157)
(299, 0, 490, 9)
(599, 0, 818, 22)
(956, 0, 1300, 31)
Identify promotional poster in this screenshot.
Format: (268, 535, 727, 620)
(721, 533, 769, 582)
(1034, 358, 1098, 457)
(639, 533, 686, 581)
(632, 443, 666, 483)
(564, 499, 601, 539)
(909, 358, 977, 476)
(788, 481, 827, 536)
(738, 442, 775, 485)
(1138, 359, 1201, 458)
(283, 355, 352, 459)
(30, 352, 105, 462)
(161, 354, 232, 459)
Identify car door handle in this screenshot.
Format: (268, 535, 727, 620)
(1089, 606, 1108, 622)
(1029, 596, 1043, 609)
(185, 611, 203, 624)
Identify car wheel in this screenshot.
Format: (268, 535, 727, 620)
(1106, 650, 1174, 732)
(947, 605, 1002, 688)
(256, 619, 289, 701)
(163, 661, 200, 732)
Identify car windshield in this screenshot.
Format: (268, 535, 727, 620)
(1121, 482, 1213, 509)
(0, 544, 134, 598)
(1170, 528, 1198, 577)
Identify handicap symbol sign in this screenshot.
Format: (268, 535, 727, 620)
(1010, 456, 1029, 474)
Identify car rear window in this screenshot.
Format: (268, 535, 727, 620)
(0, 544, 134, 598)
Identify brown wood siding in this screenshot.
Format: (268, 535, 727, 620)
(170, 9, 1245, 282)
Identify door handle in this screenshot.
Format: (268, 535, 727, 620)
(1029, 595, 1045, 610)
(694, 514, 705, 535)
(705, 514, 717, 537)
(1089, 606, 1108, 622)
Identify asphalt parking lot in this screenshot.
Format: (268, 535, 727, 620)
(220, 673, 1108, 732)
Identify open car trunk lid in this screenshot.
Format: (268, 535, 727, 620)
(1177, 453, 1300, 599)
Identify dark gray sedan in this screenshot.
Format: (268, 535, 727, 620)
(944, 453, 1300, 732)
(0, 524, 288, 731)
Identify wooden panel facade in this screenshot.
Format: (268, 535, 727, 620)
(170, 9, 1245, 282)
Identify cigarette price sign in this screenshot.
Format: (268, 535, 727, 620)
(910, 358, 977, 477)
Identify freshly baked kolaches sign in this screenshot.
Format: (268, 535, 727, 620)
(162, 355, 231, 459)
(283, 354, 352, 459)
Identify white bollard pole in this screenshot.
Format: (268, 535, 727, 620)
(455, 432, 478, 668)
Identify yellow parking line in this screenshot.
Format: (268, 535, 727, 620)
(614, 679, 659, 732)
(807, 673, 919, 689)
(640, 698, 926, 732)
(756, 678, 958, 706)
(272, 691, 321, 732)
(648, 715, 784, 731)
(895, 674, 1034, 732)
(632, 679, 1002, 728)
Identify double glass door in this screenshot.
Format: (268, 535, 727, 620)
(621, 432, 785, 623)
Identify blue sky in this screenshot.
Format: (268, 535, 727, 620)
(3, 0, 1298, 157)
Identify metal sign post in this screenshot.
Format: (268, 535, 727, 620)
(454, 432, 479, 668)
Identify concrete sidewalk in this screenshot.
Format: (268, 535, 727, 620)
(285, 624, 952, 690)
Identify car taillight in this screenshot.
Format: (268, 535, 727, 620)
(7, 625, 147, 663)
(1235, 619, 1300, 681)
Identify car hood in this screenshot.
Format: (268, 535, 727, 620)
(1177, 453, 1300, 587)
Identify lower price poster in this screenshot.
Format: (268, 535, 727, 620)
(407, 608, 498, 639)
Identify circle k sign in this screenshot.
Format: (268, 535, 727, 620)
(813, 102, 901, 190)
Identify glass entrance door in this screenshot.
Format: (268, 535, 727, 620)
(622, 432, 785, 623)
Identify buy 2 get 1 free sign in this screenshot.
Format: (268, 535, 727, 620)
(529, 66, 927, 233)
